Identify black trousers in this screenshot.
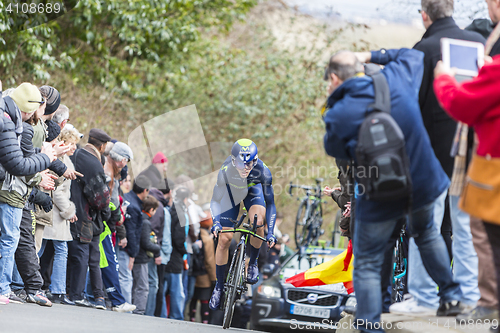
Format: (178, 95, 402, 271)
(154, 264, 166, 317)
(483, 222, 500, 319)
(15, 207, 43, 294)
(440, 196, 453, 263)
(39, 240, 55, 290)
(67, 236, 104, 300)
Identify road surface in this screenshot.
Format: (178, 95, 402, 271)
(0, 303, 258, 333)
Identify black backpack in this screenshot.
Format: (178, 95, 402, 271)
(355, 69, 412, 203)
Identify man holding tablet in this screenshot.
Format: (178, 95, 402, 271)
(389, 0, 485, 316)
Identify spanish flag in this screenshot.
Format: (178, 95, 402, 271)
(285, 240, 354, 294)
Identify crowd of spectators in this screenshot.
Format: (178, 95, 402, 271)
(322, 0, 500, 332)
(0, 85, 290, 324)
(4, 0, 500, 331)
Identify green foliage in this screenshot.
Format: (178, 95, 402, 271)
(1, 1, 353, 240)
(0, 0, 256, 86)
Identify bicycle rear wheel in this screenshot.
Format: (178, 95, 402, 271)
(294, 201, 309, 248)
(222, 243, 245, 329)
(310, 202, 323, 245)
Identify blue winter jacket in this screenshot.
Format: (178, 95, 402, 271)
(123, 191, 144, 258)
(323, 48, 449, 223)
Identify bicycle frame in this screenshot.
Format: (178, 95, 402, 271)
(218, 213, 267, 329)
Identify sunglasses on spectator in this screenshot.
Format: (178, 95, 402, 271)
(418, 9, 422, 14)
(28, 97, 46, 105)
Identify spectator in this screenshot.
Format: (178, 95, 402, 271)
(121, 174, 132, 194)
(189, 213, 216, 324)
(279, 234, 294, 263)
(63, 123, 84, 140)
(67, 128, 111, 308)
(176, 174, 206, 311)
(163, 186, 190, 320)
(10, 92, 58, 307)
(0, 83, 56, 305)
(433, 26, 500, 327)
(322, 49, 462, 331)
(32, 85, 60, 147)
(52, 104, 70, 130)
(33, 120, 66, 254)
(39, 128, 79, 305)
(324, 159, 352, 238)
(0, 81, 55, 178)
(390, 0, 484, 316)
(132, 195, 161, 315)
(145, 186, 169, 316)
(32, 86, 75, 254)
(104, 142, 130, 251)
(457, 8, 500, 322)
(101, 141, 136, 312)
(137, 152, 168, 190)
(156, 180, 174, 317)
(120, 175, 152, 304)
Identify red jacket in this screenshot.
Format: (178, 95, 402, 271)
(434, 56, 500, 158)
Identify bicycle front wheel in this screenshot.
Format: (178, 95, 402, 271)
(294, 201, 309, 248)
(222, 243, 245, 329)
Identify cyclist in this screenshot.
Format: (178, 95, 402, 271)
(209, 139, 277, 310)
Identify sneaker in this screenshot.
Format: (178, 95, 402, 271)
(27, 291, 52, 307)
(209, 286, 223, 310)
(112, 302, 136, 313)
(246, 264, 259, 285)
(389, 294, 436, 316)
(73, 298, 95, 308)
(51, 294, 75, 306)
(0, 295, 9, 305)
(437, 300, 462, 316)
(61, 295, 75, 306)
(457, 306, 499, 322)
(4, 291, 24, 304)
(14, 289, 27, 303)
(95, 297, 106, 310)
(45, 289, 53, 301)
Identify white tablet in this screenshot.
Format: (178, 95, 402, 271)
(441, 38, 484, 78)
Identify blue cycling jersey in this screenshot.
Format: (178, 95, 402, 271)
(210, 156, 276, 235)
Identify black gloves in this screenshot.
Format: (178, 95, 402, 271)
(29, 188, 53, 213)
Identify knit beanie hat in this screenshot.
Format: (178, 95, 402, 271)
(10, 83, 43, 114)
(46, 120, 61, 142)
(39, 86, 61, 115)
(152, 152, 168, 164)
(111, 142, 134, 161)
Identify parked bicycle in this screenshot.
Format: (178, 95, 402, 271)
(217, 212, 269, 329)
(391, 224, 408, 303)
(288, 178, 324, 248)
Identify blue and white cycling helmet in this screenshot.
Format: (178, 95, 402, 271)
(231, 139, 258, 170)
